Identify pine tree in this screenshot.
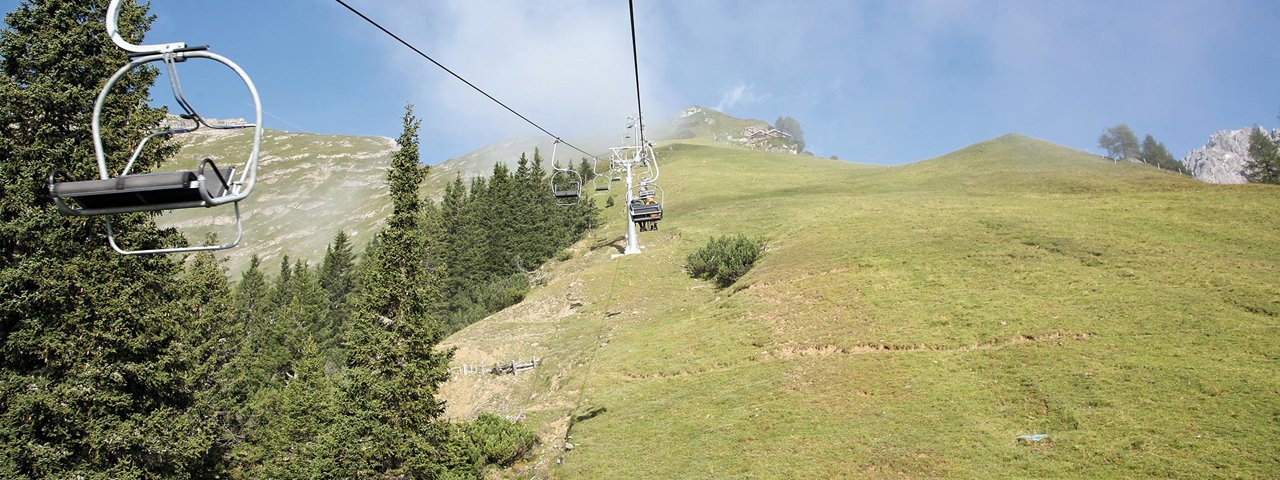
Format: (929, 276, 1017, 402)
(0, 1, 219, 476)
(318, 230, 356, 349)
(237, 339, 342, 478)
(1245, 127, 1280, 184)
(335, 104, 465, 476)
(1139, 134, 1187, 174)
(269, 254, 294, 310)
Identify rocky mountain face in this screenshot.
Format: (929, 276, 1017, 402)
(1183, 128, 1280, 184)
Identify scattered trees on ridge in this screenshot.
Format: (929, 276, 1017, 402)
(1098, 124, 1188, 174)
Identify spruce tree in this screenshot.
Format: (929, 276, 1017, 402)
(237, 339, 342, 478)
(1139, 134, 1186, 174)
(318, 230, 356, 349)
(336, 104, 464, 476)
(0, 1, 218, 476)
(1245, 128, 1280, 184)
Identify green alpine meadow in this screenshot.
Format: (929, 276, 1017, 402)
(442, 135, 1280, 478)
(3, 0, 1279, 478)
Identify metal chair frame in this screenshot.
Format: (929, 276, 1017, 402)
(48, 0, 263, 255)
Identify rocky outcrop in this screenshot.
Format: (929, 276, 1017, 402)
(1183, 128, 1280, 184)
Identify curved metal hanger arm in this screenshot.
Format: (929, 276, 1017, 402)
(106, 0, 186, 54)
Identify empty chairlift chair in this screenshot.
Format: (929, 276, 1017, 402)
(48, 0, 263, 255)
(548, 139, 582, 205)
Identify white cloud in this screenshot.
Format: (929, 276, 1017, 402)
(714, 82, 766, 112)
(366, 1, 670, 148)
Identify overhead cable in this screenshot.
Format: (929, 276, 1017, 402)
(334, 0, 599, 160)
(627, 0, 645, 146)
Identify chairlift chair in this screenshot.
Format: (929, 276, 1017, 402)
(591, 156, 612, 192)
(548, 139, 582, 205)
(629, 183, 664, 231)
(48, 0, 263, 255)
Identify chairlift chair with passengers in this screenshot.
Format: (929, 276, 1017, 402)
(47, 0, 263, 255)
(629, 183, 663, 231)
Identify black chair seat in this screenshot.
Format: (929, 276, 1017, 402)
(554, 189, 581, 198)
(52, 167, 233, 210)
(630, 202, 663, 222)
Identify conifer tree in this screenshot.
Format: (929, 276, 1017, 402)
(1245, 128, 1280, 184)
(336, 104, 464, 476)
(319, 230, 356, 348)
(0, 1, 222, 476)
(237, 339, 342, 478)
(270, 254, 294, 310)
(1138, 134, 1187, 174)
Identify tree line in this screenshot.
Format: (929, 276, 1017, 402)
(1097, 124, 1188, 174)
(1, 2, 594, 477)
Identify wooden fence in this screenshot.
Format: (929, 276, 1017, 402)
(450, 358, 540, 377)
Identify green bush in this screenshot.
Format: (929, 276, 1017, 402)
(465, 413, 536, 467)
(686, 235, 763, 287)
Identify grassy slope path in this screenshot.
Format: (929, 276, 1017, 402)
(440, 134, 1280, 478)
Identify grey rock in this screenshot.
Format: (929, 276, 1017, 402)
(1183, 128, 1280, 184)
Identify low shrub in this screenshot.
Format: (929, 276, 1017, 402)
(686, 235, 763, 287)
(465, 413, 536, 467)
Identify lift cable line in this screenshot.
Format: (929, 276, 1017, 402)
(334, 0, 599, 161)
(628, 0, 646, 146)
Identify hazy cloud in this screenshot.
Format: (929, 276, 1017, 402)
(714, 82, 766, 112)
(365, 1, 670, 155)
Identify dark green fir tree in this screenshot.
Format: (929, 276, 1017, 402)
(332, 104, 468, 477)
(0, 0, 219, 476)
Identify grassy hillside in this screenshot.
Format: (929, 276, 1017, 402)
(157, 129, 611, 274)
(153, 107, 789, 274)
(154, 128, 397, 274)
(439, 134, 1280, 478)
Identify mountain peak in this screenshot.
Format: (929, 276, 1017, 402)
(663, 106, 803, 154)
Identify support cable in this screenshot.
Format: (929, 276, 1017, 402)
(627, 0, 645, 146)
(334, 0, 598, 159)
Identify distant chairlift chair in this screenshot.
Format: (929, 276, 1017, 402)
(548, 139, 582, 205)
(48, 0, 263, 255)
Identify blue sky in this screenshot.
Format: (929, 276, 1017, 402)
(4, 0, 1279, 165)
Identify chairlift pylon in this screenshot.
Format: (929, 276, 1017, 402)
(47, 0, 263, 255)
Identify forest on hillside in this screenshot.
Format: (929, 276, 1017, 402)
(0, 1, 596, 477)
